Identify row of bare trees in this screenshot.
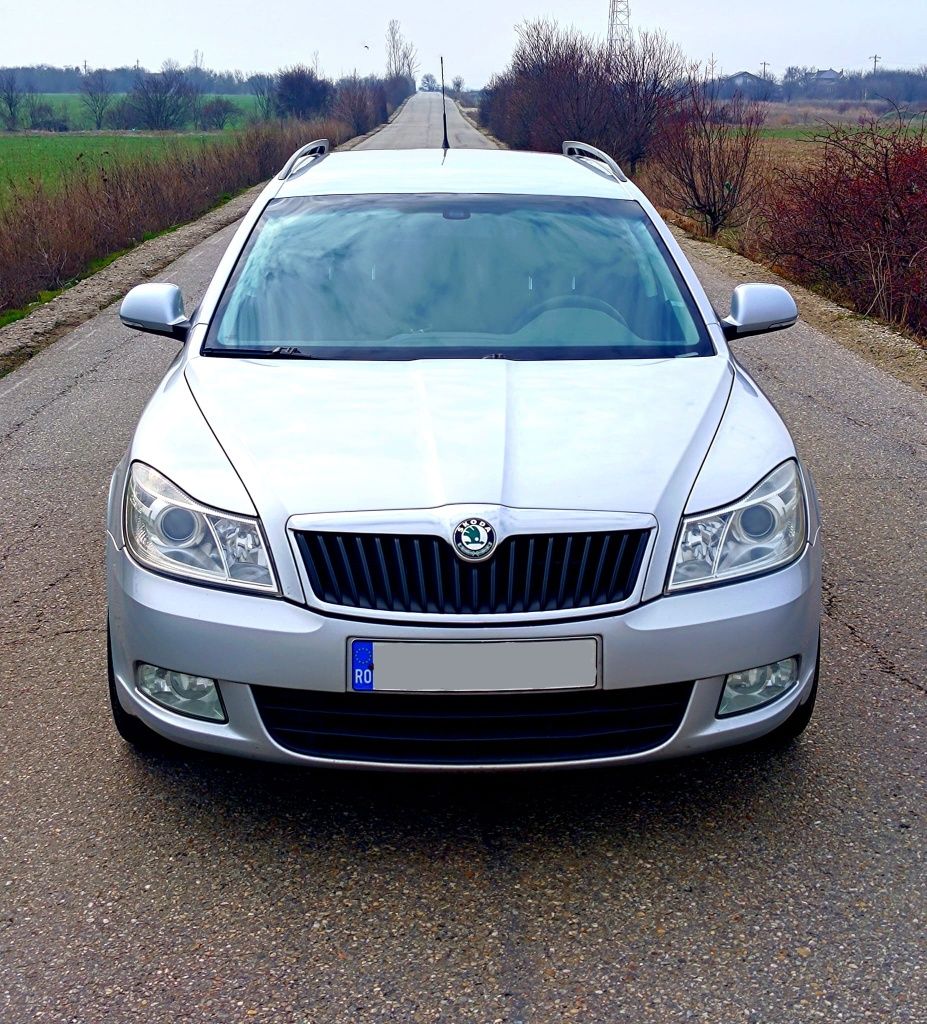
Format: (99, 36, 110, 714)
(480, 20, 766, 237)
(481, 19, 927, 337)
(1, 21, 421, 134)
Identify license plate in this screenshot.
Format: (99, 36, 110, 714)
(349, 638, 598, 693)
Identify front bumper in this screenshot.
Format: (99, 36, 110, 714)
(106, 531, 822, 770)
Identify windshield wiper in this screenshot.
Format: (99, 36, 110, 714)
(271, 346, 314, 356)
(203, 345, 316, 358)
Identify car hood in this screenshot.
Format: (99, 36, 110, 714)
(185, 355, 732, 516)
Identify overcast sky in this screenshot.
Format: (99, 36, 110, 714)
(3, 0, 925, 86)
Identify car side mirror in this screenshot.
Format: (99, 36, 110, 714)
(119, 283, 190, 342)
(722, 284, 798, 340)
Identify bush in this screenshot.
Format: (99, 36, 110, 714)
(762, 118, 927, 335)
(105, 97, 144, 130)
(479, 20, 682, 174)
(651, 68, 766, 236)
(332, 75, 377, 135)
(198, 97, 238, 130)
(274, 65, 333, 120)
(0, 118, 350, 314)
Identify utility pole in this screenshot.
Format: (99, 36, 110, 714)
(440, 56, 449, 151)
(869, 54, 881, 74)
(608, 0, 631, 58)
(760, 61, 770, 79)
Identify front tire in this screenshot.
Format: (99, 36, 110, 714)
(765, 640, 820, 746)
(107, 624, 171, 752)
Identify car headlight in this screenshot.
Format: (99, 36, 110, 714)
(125, 462, 277, 593)
(668, 460, 806, 591)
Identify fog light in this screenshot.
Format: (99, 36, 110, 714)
(718, 657, 799, 717)
(136, 664, 226, 722)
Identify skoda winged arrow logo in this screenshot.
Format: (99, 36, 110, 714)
(453, 518, 497, 561)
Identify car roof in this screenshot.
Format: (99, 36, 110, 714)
(274, 148, 638, 201)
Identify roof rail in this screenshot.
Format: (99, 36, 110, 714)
(562, 141, 628, 183)
(277, 139, 330, 180)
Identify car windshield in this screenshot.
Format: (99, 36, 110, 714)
(204, 194, 713, 360)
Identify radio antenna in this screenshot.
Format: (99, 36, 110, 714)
(440, 56, 450, 150)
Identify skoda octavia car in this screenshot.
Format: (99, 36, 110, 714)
(106, 140, 822, 770)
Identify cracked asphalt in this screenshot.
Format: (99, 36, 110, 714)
(1, 92, 925, 1023)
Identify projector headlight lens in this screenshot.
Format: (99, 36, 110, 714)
(668, 460, 807, 592)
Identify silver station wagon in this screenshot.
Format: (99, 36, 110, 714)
(106, 140, 822, 770)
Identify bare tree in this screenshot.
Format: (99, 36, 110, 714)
(130, 65, 194, 130)
(79, 68, 114, 129)
(652, 64, 766, 236)
(248, 74, 275, 121)
(420, 73, 438, 92)
(185, 51, 206, 130)
(198, 97, 238, 130)
(610, 30, 685, 173)
(332, 74, 375, 134)
(385, 19, 419, 82)
(0, 71, 23, 130)
(452, 75, 464, 96)
(502, 20, 614, 152)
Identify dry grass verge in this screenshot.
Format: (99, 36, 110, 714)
(0, 118, 350, 316)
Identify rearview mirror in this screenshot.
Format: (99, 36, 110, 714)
(722, 284, 798, 340)
(119, 283, 190, 341)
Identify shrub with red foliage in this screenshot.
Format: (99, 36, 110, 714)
(763, 118, 927, 335)
(0, 119, 349, 315)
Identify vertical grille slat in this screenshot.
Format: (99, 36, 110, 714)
(393, 538, 411, 611)
(295, 528, 649, 616)
(605, 534, 630, 602)
(430, 538, 444, 613)
(556, 535, 574, 609)
(590, 534, 611, 603)
(354, 536, 376, 608)
(573, 535, 593, 608)
(412, 538, 427, 613)
(373, 538, 393, 609)
(523, 538, 536, 610)
(334, 536, 359, 605)
(539, 537, 555, 611)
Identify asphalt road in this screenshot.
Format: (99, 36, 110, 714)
(355, 91, 495, 150)
(1, 92, 925, 1023)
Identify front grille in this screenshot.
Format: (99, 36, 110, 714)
(295, 529, 649, 615)
(252, 682, 693, 765)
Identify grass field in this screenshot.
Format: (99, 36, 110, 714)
(31, 92, 258, 129)
(0, 132, 238, 204)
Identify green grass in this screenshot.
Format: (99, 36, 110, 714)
(759, 126, 820, 140)
(0, 131, 236, 205)
(760, 117, 927, 141)
(32, 92, 258, 130)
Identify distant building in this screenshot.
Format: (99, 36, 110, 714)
(813, 68, 843, 88)
(721, 70, 778, 101)
(726, 71, 767, 90)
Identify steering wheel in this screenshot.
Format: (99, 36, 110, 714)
(510, 294, 629, 333)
